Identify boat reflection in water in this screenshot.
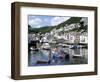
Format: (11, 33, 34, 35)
(28, 44, 88, 66)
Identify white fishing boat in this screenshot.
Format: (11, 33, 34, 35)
(73, 54, 83, 58)
(30, 47, 39, 51)
(62, 44, 69, 47)
(41, 43, 51, 50)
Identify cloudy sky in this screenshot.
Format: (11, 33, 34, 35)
(28, 15, 70, 28)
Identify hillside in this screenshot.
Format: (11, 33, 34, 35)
(28, 17, 87, 34)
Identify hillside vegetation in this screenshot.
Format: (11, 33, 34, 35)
(28, 17, 87, 34)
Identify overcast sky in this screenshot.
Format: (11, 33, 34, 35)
(28, 15, 70, 28)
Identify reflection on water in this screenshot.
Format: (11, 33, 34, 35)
(28, 46, 88, 66)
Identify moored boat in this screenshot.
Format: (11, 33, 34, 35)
(73, 54, 83, 58)
(41, 43, 51, 50)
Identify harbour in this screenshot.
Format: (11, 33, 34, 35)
(28, 42, 88, 66)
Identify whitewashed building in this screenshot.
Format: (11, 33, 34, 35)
(80, 32, 88, 43)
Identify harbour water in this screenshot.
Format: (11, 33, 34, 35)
(28, 45, 88, 66)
